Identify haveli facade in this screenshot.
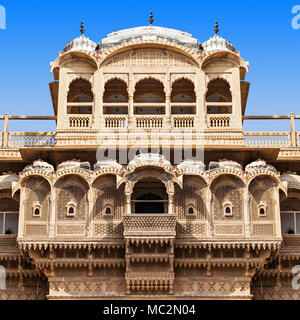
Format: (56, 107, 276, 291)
(0, 18, 300, 300)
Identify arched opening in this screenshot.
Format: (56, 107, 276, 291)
(103, 79, 128, 115)
(280, 191, 300, 235)
(211, 175, 244, 221)
(171, 79, 196, 115)
(206, 78, 232, 115)
(0, 196, 19, 235)
(131, 178, 168, 214)
(67, 79, 93, 114)
(134, 78, 165, 115)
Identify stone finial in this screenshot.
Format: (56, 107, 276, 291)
(80, 19, 85, 35)
(149, 10, 154, 26)
(214, 19, 219, 35)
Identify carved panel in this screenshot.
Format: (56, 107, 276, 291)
(48, 278, 126, 298)
(249, 177, 276, 221)
(93, 222, 123, 236)
(174, 277, 252, 298)
(215, 224, 243, 235)
(25, 224, 47, 236)
(252, 224, 274, 236)
(103, 48, 196, 68)
(56, 224, 85, 235)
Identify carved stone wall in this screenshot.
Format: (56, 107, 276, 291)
(102, 48, 196, 68)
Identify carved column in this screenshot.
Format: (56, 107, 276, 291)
(207, 188, 214, 237)
(18, 189, 25, 238)
(168, 193, 174, 214)
(128, 72, 135, 129)
(195, 70, 206, 129)
(125, 193, 131, 214)
(87, 188, 93, 237)
(49, 187, 56, 237)
(232, 68, 243, 130)
(93, 71, 104, 129)
(166, 93, 171, 129)
(274, 187, 282, 237)
(56, 68, 68, 130)
(244, 187, 251, 237)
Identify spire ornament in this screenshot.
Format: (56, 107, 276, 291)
(214, 19, 219, 35)
(149, 10, 154, 26)
(80, 19, 85, 35)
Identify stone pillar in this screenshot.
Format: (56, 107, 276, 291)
(56, 68, 68, 130)
(93, 71, 104, 129)
(195, 70, 206, 129)
(291, 112, 296, 147)
(231, 68, 243, 130)
(18, 189, 25, 238)
(125, 193, 131, 214)
(207, 188, 214, 237)
(49, 188, 56, 237)
(168, 193, 174, 214)
(244, 187, 251, 237)
(87, 188, 93, 237)
(274, 187, 282, 237)
(128, 73, 135, 129)
(166, 93, 171, 129)
(128, 94, 134, 129)
(3, 113, 9, 148)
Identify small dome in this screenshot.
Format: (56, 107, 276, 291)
(94, 160, 123, 171)
(64, 34, 97, 53)
(245, 160, 276, 173)
(0, 174, 19, 190)
(177, 160, 205, 172)
(57, 160, 90, 171)
(128, 152, 172, 168)
(209, 160, 242, 171)
(203, 34, 235, 53)
(99, 26, 200, 50)
(23, 160, 54, 173)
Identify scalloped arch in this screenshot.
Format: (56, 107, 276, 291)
(99, 41, 201, 68)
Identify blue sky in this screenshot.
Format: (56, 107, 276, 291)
(0, 0, 299, 132)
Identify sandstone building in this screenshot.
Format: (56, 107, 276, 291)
(0, 18, 300, 300)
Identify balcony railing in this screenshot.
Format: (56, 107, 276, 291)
(134, 115, 164, 129)
(172, 115, 195, 128)
(244, 132, 291, 147)
(123, 214, 177, 237)
(104, 115, 128, 128)
(208, 114, 232, 128)
(8, 132, 57, 147)
(68, 114, 92, 129)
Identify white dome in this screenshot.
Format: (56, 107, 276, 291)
(128, 152, 172, 168)
(57, 160, 91, 171)
(23, 160, 54, 173)
(245, 160, 276, 173)
(177, 160, 205, 172)
(203, 34, 235, 52)
(94, 160, 123, 171)
(209, 160, 242, 171)
(99, 26, 200, 50)
(64, 35, 97, 53)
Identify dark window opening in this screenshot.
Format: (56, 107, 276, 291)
(225, 207, 232, 215)
(105, 207, 112, 215)
(260, 208, 266, 216)
(34, 208, 40, 216)
(188, 207, 194, 215)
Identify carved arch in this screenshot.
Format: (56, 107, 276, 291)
(123, 168, 176, 195)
